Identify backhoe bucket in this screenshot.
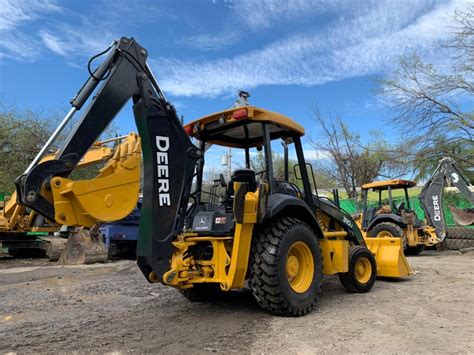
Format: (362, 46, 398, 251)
(58, 228, 108, 265)
(448, 204, 474, 226)
(365, 238, 411, 278)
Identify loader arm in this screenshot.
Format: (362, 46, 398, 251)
(419, 157, 474, 240)
(15, 37, 200, 281)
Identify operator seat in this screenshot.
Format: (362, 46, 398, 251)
(226, 169, 257, 205)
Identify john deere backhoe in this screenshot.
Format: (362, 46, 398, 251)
(419, 157, 474, 250)
(353, 158, 473, 255)
(353, 180, 438, 256)
(14, 37, 410, 316)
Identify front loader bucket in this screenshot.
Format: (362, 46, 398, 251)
(365, 238, 411, 278)
(58, 228, 108, 265)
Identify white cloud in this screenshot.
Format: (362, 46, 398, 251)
(155, 0, 469, 97)
(228, 0, 348, 29)
(288, 147, 331, 161)
(39, 31, 67, 56)
(300, 149, 332, 161)
(180, 31, 242, 51)
(0, 0, 61, 61)
(0, 0, 158, 64)
(0, 0, 61, 31)
(0, 32, 40, 61)
(39, 23, 115, 60)
(34, 1, 168, 61)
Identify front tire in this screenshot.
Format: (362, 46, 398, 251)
(371, 222, 407, 251)
(339, 246, 376, 293)
(248, 217, 323, 316)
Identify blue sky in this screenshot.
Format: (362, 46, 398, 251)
(0, 0, 470, 163)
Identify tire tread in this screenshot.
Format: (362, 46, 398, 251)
(248, 217, 322, 316)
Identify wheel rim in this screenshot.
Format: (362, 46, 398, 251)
(377, 230, 407, 249)
(286, 241, 314, 293)
(377, 231, 393, 238)
(354, 257, 372, 284)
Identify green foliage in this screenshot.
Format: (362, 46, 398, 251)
(0, 108, 57, 193)
(0, 104, 120, 194)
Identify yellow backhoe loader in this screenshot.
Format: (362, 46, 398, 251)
(353, 160, 474, 255)
(0, 134, 140, 262)
(14, 37, 410, 316)
(352, 180, 439, 255)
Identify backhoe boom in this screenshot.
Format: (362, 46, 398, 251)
(419, 157, 474, 239)
(15, 37, 200, 282)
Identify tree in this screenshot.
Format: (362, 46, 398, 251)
(0, 103, 120, 193)
(0, 107, 57, 193)
(249, 149, 334, 190)
(379, 6, 474, 179)
(310, 108, 402, 198)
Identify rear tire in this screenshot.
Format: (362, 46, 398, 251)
(339, 246, 376, 293)
(444, 238, 474, 250)
(248, 217, 323, 316)
(446, 227, 474, 240)
(370, 222, 407, 251)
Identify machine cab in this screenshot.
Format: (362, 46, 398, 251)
(360, 180, 420, 230)
(184, 105, 310, 235)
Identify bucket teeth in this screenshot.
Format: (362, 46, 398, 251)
(58, 228, 108, 265)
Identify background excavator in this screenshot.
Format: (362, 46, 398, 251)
(419, 157, 474, 250)
(353, 157, 473, 255)
(0, 134, 141, 262)
(14, 37, 410, 316)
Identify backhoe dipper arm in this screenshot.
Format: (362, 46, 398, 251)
(419, 157, 474, 240)
(15, 37, 201, 282)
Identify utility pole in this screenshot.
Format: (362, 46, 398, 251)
(221, 148, 232, 181)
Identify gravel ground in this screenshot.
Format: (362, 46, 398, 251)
(0, 250, 473, 354)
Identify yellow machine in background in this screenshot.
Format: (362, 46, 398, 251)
(1, 141, 114, 233)
(0, 133, 141, 262)
(353, 180, 439, 256)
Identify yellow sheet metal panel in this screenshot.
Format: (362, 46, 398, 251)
(227, 185, 259, 289)
(163, 185, 260, 290)
(320, 239, 349, 275)
(365, 238, 412, 278)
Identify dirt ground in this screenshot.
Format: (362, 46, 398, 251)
(0, 250, 473, 354)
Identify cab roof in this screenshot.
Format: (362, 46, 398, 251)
(185, 106, 305, 148)
(362, 179, 417, 191)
